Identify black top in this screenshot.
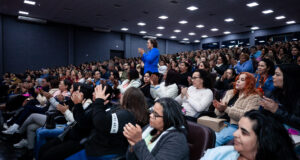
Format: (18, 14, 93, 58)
(85, 98, 136, 156)
(178, 72, 191, 87)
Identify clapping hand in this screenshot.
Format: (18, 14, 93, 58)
(71, 91, 84, 105)
(57, 104, 69, 114)
(123, 123, 142, 146)
(94, 84, 110, 103)
(213, 99, 227, 112)
(181, 87, 188, 98)
(260, 96, 279, 113)
(138, 48, 145, 56)
(41, 90, 53, 99)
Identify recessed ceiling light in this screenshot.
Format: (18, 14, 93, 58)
(196, 24, 204, 28)
(251, 26, 259, 30)
(121, 27, 128, 31)
(275, 16, 286, 20)
(140, 31, 147, 34)
(224, 18, 234, 22)
(157, 26, 165, 30)
(156, 33, 163, 37)
(194, 40, 200, 43)
(170, 36, 177, 39)
(137, 22, 146, 26)
(262, 9, 273, 14)
(292, 38, 298, 41)
(19, 11, 29, 15)
(24, 0, 36, 5)
(187, 6, 198, 11)
(286, 20, 296, 24)
(247, 2, 259, 7)
(183, 38, 189, 41)
(259, 40, 265, 43)
(174, 29, 181, 33)
(179, 20, 188, 24)
(202, 35, 208, 38)
(211, 28, 219, 31)
(158, 15, 168, 20)
(188, 32, 196, 36)
(224, 31, 231, 34)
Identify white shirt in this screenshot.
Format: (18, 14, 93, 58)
(117, 79, 141, 94)
(175, 86, 213, 117)
(158, 65, 168, 74)
(150, 82, 178, 100)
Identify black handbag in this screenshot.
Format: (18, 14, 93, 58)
(45, 111, 57, 129)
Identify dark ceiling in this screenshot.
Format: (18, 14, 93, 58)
(0, 0, 300, 43)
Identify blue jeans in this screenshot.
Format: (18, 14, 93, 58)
(215, 123, 238, 147)
(35, 125, 66, 159)
(66, 149, 118, 160)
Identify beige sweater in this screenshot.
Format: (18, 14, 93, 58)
(215, 89, 261, 125)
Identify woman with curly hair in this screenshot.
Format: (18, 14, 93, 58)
(213, 72, 262, 146)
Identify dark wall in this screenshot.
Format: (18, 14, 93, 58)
(2, 16, 69, 73)
(74, 28, 124, 65)
(0, 15, 195, 74)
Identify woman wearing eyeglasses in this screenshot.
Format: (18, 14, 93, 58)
(123, 98, 189, 160)
(175, 69, 213, 119)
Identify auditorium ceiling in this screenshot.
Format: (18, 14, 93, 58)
(1, 0, 300, 43)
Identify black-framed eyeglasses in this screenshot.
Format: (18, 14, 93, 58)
(149, 109, 163, 119)
(191, 76, 200, 80)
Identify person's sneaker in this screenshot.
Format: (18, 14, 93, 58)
(13, 139, 28, 149)
(3, 123, 8, 129)
(2, 123, 19, 135)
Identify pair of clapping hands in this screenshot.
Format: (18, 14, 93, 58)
(212, 96, 278, 113)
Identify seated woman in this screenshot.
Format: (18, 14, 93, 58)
(124, 98, 189, 160)
(38, 84, 103, 160)
(214, 72, 261, 146)
(10, 79, 72, 159)
(150, 69, 179, 100)
(214, 68, 236, 99)
(260, 64, 300, 131)
(118, 69, 141, 94)
(201, 110, 298, 160)
(214, 54, 229, 76)
(66, 86, 149, 159)
(2, 79, 71, 135)
(254, 58, 275, 97)
(175, 69, 213, 119)
(234, 53, 254, 74)
(139, 71, 153, 101)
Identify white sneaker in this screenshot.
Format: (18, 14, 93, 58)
(13, 139, 28, 148)
(3, 123, 8, 129)
(2, 123, 19, 135)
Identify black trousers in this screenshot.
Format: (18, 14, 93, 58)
(38, 137, 83, 160)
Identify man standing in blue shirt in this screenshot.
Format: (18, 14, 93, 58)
(138, 39, 160, 74)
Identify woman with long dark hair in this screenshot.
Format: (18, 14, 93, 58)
(150, 69, 179, 100)
(123, 98, 189, 160)
(201, 110, 298, 160)
(254, 58, 275, 97)
(66, 86, 149, 159)
(260, 64, 300, 130)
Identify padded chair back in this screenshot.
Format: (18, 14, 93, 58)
(187, 121, 216, 160)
